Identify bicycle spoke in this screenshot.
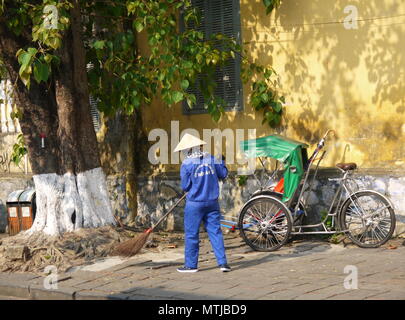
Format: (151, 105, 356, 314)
(342, 192, 395, 247)
(240, 197, 292, 251)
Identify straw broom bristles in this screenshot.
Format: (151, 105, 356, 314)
(112, 193, 187, 257)
(113, 228, 152, 257)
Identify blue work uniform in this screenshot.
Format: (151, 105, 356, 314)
(180, 152, 228, 269)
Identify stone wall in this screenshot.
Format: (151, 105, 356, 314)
(306, 169, 405, 231)
(106, 174, 131, 225)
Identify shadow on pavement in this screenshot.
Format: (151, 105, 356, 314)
(106, 286, 224, 300)
(202, 241, 334, 272)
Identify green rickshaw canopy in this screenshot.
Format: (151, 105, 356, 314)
(240, 135, 308, 202)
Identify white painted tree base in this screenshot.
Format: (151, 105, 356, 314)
(27, 167, 116, 236)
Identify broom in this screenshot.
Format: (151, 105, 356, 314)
(113, 193, 187, 257)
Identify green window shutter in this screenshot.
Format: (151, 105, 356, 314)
(183, 0, 243, 114)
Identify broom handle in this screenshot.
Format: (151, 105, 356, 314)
(150, 193, 187, 231)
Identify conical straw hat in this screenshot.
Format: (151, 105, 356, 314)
(174, 133, 206, 152)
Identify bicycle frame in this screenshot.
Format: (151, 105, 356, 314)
(291, 168, 358, 235)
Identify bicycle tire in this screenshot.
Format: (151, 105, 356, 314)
(249, 190, 305, 228)
(238, 196, 293, 252)
(339, 191, 396, 248)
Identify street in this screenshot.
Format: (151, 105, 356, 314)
(0, 232, 404, 300)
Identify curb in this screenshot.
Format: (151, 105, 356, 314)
(0, 279, 122, 300)
(0, 280, 31, 299)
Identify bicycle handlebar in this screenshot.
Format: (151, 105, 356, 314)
(308, 129, 335, 163)
(317, 129, 335, 149)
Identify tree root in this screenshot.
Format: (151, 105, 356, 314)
(0, 225, 128, 273)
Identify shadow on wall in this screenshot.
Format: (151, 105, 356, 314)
(241, 0, 405, 168)
(97, 110, 150, 176)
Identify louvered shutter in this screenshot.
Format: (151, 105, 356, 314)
(183, 0, 243, 114)
(186, 0, 207, 113)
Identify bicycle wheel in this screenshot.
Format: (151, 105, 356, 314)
(238, 196, 293, 251)
(249, 190, 305, 228)
(339, 191, 396, 248)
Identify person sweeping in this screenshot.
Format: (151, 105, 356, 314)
(174, 133, 231, 273)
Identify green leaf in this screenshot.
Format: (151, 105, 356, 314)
(135, 20, 144, 33)
(15, 48, 24, 58)
(265, 111, 274, 122)
(180, 79, 189, 90)
(44, 54, 53, 63)
(93, 40, 106, 50)
(251, 96, 262, 109)
(272, 101, 282, 112)
(19, 71, 31, 88)
(48, 37, 61, 49)
(33, 61, 49, 83)
(171, 91, 184, 104)
(182, 60, 193, 69)
(186, 94, 196, 108)
(260, 93, 269, 102)
(18, 52, 32, 71)
(27, 47, 38, 56)
(211, 108, 221, 122)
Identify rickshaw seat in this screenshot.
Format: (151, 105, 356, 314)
(336, 162, 357, 171)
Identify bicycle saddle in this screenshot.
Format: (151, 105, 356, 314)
(336, 162, 357, 171)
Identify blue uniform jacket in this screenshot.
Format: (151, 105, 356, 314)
(180, 153, 228, 202)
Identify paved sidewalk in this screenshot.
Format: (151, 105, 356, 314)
(0, 233, 404, 300)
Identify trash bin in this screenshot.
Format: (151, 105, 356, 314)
(18, 188, 36, 232)
(6, 189, 36, 236)
(6, 190, 24, 236)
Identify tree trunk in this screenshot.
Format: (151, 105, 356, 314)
(0, 1, 116, 236)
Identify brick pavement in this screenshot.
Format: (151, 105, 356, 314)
(0, 233, 404, 300)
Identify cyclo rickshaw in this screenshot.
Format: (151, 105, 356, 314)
(222, 130, 396, 251)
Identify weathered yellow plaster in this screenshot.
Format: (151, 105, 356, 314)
(140, 0, 405, 173)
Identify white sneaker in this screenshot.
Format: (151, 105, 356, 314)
(219, 264, 231, 272)
(177, 266, 199, 273)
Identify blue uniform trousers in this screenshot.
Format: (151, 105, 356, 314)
(184, 200, 227, 269)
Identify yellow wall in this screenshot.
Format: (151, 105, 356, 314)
(140, 0, 405, 173)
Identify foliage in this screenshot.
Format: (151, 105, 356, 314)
(1, 0, 71, 88)
(329, 233, 345, 244)
(243, 63, 284, 127)
(11, 133, 27, 166)
(262, 0, 281, 15)
(237, 175, 248, 187)
(320, 209, 333, 229)
(1, 0, 285, 127)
